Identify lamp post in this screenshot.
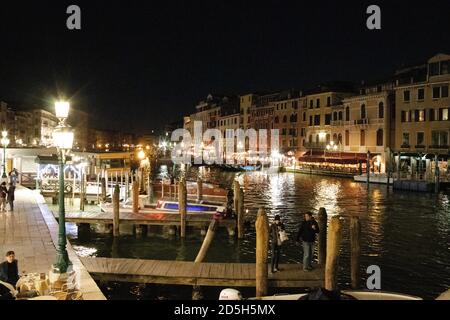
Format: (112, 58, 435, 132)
(1, 131, 9, 179)
(52, 101, 74, 274)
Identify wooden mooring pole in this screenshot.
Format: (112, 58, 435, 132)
(350, 216, 361, 289)
(255, 208, 269, 298)
(317, 207, 328, 266)
(113, 184, 120, 237)
(101, 177, 107, 202)
(195, 220, 217, 263)
(325, 215, 343, 291)
(179, 180, 187, 238)
(237, 187, 245, 239)
(192, 219, 218, 300)
(233, 180, 240, 215)
(80, 171, 85, 211)
(132, 180, 139, 214)
(197, 177, 203, 202)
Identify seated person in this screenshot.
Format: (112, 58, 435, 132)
(0, 251, 19, 287)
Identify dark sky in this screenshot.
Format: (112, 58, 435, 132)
(1, 0, 449, 134)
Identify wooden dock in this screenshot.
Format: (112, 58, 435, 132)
(53, 210, 236, 229)
(80, 257, 324, 288)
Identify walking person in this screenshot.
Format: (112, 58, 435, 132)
(296, 212, 320, 271)
(0, 182, 7, 212)
(7, 183, 15, 211)
(270, 215, 286, 273)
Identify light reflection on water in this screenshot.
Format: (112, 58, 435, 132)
(64, 170, 450, 299)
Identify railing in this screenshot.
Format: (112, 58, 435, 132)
(330, 118, 385, 126)
(304, 142, 326, 149)
(429, 145, 449, 149)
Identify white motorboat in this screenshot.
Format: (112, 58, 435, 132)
(252, 290, 422, 300)
(353, 173, 393, 184)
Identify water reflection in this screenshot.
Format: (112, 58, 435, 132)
(66, 170, 450, 299)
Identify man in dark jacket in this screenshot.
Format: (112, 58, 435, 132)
(296, 212, 319, 271)
(270, 215, 285, 273)
(7, 183, 15, 211)
(0, 251, 19, 286)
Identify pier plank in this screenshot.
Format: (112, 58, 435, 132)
(80, 257, 324, 288)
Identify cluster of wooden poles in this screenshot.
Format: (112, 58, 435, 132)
(255, 207, 363, 298)
(109, 177, 246, 239)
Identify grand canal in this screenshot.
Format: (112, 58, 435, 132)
(63, 169, 450, 300)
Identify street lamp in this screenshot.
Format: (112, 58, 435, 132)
(1, 131, 9, 179)
(52, 100, 74, 274)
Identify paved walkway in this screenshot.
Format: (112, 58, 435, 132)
(0, 186, 105, 300)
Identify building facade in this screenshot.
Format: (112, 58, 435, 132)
(395, 54, 450, 156)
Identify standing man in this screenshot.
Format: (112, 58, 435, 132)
(270, 215, 285, 273)
(7, 183, 15, 211)
(0, 182, 7, 212)
(296, 212, 319, 271)
(0, 251, 19, 286)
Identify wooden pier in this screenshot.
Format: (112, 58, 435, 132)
(80, 257, 324, 288)
(52, 210, 236, 229)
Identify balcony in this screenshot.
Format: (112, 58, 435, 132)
(400, 144, 411, 149)
(429, 145, 449, 150)
(304, 142, 326, 149)
(354, 118, 369, 125)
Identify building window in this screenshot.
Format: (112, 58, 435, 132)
(376, 129, 383, 146)
(403, 90, 410, 102)
(443, 85, 449, 98)
(378, 102, 384, 118)
(315, 134, 319, 144)
(333, 112, 337, 121)
(433, 86, 441, 99)
(338, 111, 343, 120)
(283, 115, 287, 123)
(416, 132, 425, 146)
(281, 128, 286, 135)
(309, 116, 313, 126)
(360, 104, 366, 119)
(360, 130, 365, 146)
(431, 131, 448, 147)
(429, 62, 440, 76)
(402, 132, 410, 147)
(332, 134, 338, 144)
(274, 116, 279, 124)
(439, 108, 449, 121)
(316, 99, 320, 108)
(345, 130, 349, 146)
(325, 114, 331, 125)
(303, 113, 306, 122)
(417, 88, 425, 101)
(314, 115, 320, 126)
(345, 106, 350, 121)
(429, 109, 435, 121)
(326, 134, 331, 144)
(327, 97, 331, 107)
(338, 133, 342, 145)
(415, 110, 425, 122)
(401, 110, 411, 122)
(309, 135, 312, 144)
(309, 100, 313, 109)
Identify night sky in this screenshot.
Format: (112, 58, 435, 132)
(1, 1, 449, 134)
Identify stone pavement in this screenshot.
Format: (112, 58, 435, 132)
(0, 186, 106, 300)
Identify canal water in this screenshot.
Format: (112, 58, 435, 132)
(60, 168, 450, 300)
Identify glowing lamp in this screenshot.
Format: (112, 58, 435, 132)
(53, 126, 74, 150)
(55, 101, 70, 119)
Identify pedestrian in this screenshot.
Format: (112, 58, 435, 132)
(296, 212, 320, 271)
(7, 183, 15, 211)
(0, 251, 19, 287)
(0, 182, 7, 212)
(270, 215, 286, 273)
